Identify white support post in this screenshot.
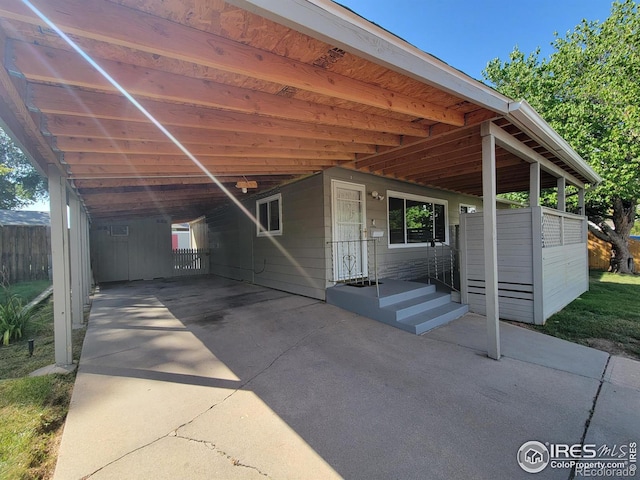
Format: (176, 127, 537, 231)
(459, 214, 468, 305)
(557, 177, 566, 212)
(49, 166, 73, 366)
(578, 188, 585, 216)
(531, 207, 544, 325)
(81, 209, 91, 305)
(530, 162, 540, 207)
(69, 195, 84, 328)
(481, 125, 500, 360)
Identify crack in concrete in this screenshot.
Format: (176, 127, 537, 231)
(568, 354, 611, 480)
(240, 316, 332, 390)
(176, 312, 335, 432)
(84, 312, 331, 478)
(172, 433, 271, 478)
(83, 434, 167, 478)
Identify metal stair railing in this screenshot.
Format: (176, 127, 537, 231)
(327, 238, 380, 297)
(426, 240, 460, 292)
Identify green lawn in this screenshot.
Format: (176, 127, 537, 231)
(0, 280, 85, 480)
(0, 375, 74, 480)
(7, 280, 52, 304)
(535, 271, 640, 359)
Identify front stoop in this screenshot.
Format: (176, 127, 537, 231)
(325, 278, 468, 335)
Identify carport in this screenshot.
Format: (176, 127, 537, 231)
(0, 0, 600, 363)
(52, 275, 640, 479)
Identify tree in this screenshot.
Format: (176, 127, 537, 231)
(0, 128, 47, 209)
(483, 0, 639, 273)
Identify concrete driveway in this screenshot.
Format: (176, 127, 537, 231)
(54, 275, 639, 480)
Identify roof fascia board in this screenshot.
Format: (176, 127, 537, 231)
(228, 0, 510, 114)
(508, 101, 602, 185)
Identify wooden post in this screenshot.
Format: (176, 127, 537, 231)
(49, 166, 73, 366)
(481, 123, 500, 360)
(530, 162, 540, 207)
(557, 177, 566, 212)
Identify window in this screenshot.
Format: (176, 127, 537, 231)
(460, 204, 477, 214)
(110, 225, 129, 236)
(387, 191, 447, 247)
(256, 193, 282, 236)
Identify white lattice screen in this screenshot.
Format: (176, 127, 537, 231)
(542, 213, 562, 247)
(563, 217, 584, 245)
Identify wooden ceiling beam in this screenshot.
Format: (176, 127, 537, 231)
(390, 146, 518, 179)
(10, 41, 430, 137)
(73, 175, 293, 189)
(30, 84, 401, 146)
(69, 165, 326, 180)
(89, 204, 214, 219)
(0, 0, 465, 125)
(69, 164, 324, 176)
(79, 184, 248, 196)
(426, 162, 536, 195)
(389, 155, 483, 180)
(86, 195, 229, 208)
(44, 115, 376, 153)
(355, 125, 482, 170)
(83, 191, 229, 206)
(55, 137, 354, 160)
(65, 153, 328, 167)
(0, 30, 62, 176)
(64, 154, 350, 169)
(372, 137, 483, 175)
(408, 157, 523, 183)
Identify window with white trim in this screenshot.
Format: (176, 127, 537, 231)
(256, 193, 282, 236)
(460, 204, 477, 214)
(387, 191, 447, 247)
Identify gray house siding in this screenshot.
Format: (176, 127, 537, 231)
(91, 217, 172, 282)
(207, 174, 327, 300)
(252, 174, 326, 299)
(322, 167, 480, 283)
(207, 167, 483, 299)
(208, 202, 254, 283)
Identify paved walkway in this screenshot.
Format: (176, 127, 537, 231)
(54, 276, 640, 480)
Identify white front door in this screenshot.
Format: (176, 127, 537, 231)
(331, 180, 367, 281)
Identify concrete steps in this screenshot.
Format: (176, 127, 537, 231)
(326, 278, 468, 335)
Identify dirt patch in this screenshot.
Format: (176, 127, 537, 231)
(583, 338, 637, 359)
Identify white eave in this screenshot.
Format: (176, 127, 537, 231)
(507, 101, 602, 185)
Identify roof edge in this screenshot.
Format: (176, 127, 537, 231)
(227, 0, 511, 114)
(507, 101, 602, 185)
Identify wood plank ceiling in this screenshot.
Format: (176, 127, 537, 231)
(0, 0, 584, 221)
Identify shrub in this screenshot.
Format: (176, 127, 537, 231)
(0, 293, 34, 345)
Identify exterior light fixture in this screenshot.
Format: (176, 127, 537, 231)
(236, 180, 257, 194)
(371, 191, 384, 201)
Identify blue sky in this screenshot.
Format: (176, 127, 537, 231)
(338, 0, 614, 80)
(21, 0, 616, 212)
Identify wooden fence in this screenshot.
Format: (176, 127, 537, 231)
(588, 232, 640, 271)
(0, 225, 51, 283)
